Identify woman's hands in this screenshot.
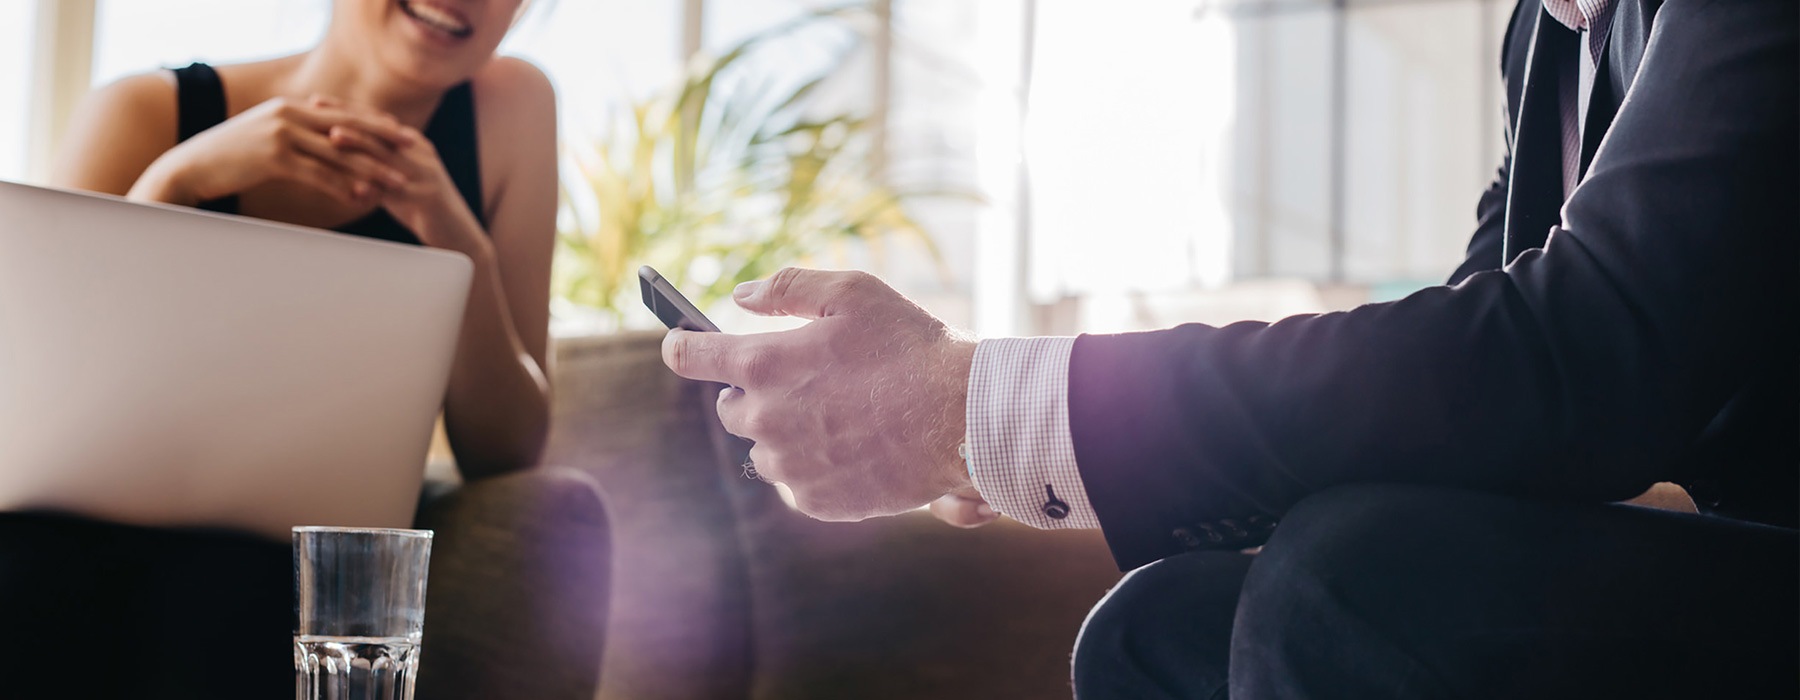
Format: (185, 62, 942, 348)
(325, 114, 490, 257)
(130, 95, 415, 208)
(132, 92, 487, 258)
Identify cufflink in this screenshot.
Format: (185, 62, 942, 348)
(1041, 484, 1070, 520)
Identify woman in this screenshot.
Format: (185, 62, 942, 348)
(11, 1, 558, 695)
(55, 0, 556, 480)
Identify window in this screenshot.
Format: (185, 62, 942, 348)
(89, 0, 685, 146)
(501, 1, 682, 141)
(1025, 1, 1235, 297)
(91, 0, 329, 88)
(0, 2, 38, 183)
(1024, 0, 1508, 296)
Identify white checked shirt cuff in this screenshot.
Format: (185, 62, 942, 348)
(964, 337, 1102, 530)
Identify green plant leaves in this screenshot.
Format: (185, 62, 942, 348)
(553, 2, 970, 322)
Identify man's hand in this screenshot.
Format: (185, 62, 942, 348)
(661, 268, 979, 522)
(929, 487, 1001, 529)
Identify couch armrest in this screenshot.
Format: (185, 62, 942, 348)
(412, 467, 613, 700)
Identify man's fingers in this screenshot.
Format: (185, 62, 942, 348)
(715, 385, 751, 438)
(663, 330, 785, 389)
(732, 267, 886, 320)
(746, 445, 784, 484)
(929, 493, 999, 529)
(715, 382, 788, 452)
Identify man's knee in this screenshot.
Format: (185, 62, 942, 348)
(1267, 478, 1476, 561)
(1235, 484, 1800, 698)
(1258, 482, 1571, 597)
(1072, 489, 1444, 699)
(1231, 484, 1506, 697)
(1073, 552, 1250, 700)
(1232, 484, 1601, 697)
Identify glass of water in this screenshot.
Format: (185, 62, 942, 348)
(294, 526, 434, 700)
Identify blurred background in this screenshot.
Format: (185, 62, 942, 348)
(6, 0, 1511, 337)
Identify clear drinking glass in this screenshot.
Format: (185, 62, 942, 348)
(293, 527, 433, 700)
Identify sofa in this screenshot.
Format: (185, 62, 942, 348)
(414, 466, 613, 700)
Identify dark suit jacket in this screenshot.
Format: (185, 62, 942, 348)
(1070, 0, 1798, 570)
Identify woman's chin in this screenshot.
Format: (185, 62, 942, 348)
(378, 50, 485, 91)
(384, 38, 498, 87)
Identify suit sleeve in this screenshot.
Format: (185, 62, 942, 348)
(1449, 0, 1529, 285)
(1449, 157, 1511, 285)
(1069, 0, 1799, 570)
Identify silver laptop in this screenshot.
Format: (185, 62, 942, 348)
(0, 181, 472, 541)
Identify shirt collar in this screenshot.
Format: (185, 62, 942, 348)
(1542, 0, 1618, 64)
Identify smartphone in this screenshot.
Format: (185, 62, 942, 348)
(638, 265, 721, 332)
(641, 266, 750, 451)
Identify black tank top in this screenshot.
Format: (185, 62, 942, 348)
(171, 62, 487, 246)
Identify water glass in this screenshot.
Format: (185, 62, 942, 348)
(294, 526, 433, 700)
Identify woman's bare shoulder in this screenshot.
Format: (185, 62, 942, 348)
(473, 56, 555, 102)
(50, 71, 179, 192)
(471, 56, 556, 131)
(79, 70, 180, 140)
(68, 55, 295, 152)
(469, 56, 557, 220)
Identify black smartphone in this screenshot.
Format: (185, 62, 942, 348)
(638, 265, 721, 332)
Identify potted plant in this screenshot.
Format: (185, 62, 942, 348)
(552, 6, 958, 330)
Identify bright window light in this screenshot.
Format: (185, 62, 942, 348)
(1024, 1, 1234, 299)
(91, 0, 329, 87)
(500, 1, 680, 142)
(0, 2, 37, 182)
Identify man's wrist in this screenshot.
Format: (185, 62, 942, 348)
(936, 337, 978, 494)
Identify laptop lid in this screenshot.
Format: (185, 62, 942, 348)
(0, 181, 471, 540)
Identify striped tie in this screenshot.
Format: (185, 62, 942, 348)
(1558, 37, 1582, 198)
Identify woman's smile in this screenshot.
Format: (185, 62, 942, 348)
(397, 0, 475, 43)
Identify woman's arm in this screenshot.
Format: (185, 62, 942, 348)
(433, 57, 559, 479)
(55, 71, 409, 208)
(326, 58, 556, 479)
